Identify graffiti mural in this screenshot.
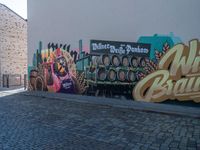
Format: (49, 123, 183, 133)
(29, 40, 151, 98)
(29, 42, 87, 94)
(29, 34, 199, 103)
(47, 42, 78, 62)
(133, 39, 200, 103)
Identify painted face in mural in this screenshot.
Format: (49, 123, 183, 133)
(53, 55, 77, 93)
(54, 56, 69, 77)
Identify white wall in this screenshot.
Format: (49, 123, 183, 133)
(28, 0, 200, 65)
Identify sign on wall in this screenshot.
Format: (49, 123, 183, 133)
(90, 40, 151, 57)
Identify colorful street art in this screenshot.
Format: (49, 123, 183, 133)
(29, 34, 200, 103)
(133, 39, 200, 103)
(29, 43, 86, 94)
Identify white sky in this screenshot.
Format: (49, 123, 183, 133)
(0, 0, 27, 19)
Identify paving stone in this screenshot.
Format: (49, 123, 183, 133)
(0, 93, 199, 150)
(169, 141, 179, 148)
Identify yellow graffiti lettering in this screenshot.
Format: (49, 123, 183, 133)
(134, 39, 200, 103)
(134, 70, 169, 102)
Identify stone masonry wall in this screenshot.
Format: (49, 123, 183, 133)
(0, 4, 27, 86)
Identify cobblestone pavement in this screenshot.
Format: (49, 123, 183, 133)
(0, 94, 199, 150)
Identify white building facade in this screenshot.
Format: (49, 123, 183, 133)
(28, 0, 200, 66)
(27, 0, 200, 103)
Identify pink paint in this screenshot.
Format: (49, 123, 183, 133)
(73, 45, 90, 54)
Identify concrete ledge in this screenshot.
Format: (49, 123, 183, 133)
(21, 91, 200, 119)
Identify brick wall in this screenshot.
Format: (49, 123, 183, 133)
(0, 4, 27, 86)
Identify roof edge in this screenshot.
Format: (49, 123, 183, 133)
(0, 3, 27, 22)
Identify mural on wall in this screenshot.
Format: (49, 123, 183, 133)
(47, 42, 78, 62)
(133, 39, 200, 103)
(29, 40, 151, 98)
(28, 34, 200, 103)
(29, 42, 87, 94)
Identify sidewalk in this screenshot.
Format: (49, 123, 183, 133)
(0, 87, 25, 97)
(0, 86, 25, 91)
(21, 91, 200, 118)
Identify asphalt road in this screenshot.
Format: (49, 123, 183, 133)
(0, 93, 199, 150)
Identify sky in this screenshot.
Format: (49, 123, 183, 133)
(0, 0, 27, 19)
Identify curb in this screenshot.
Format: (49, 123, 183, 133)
(20, 91, 200, 119)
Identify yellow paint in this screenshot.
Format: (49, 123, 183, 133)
(133, 39, 200, 103)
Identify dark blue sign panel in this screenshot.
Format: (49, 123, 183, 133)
(90, 40, 151, 57)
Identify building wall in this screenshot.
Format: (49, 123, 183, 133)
(0, 4, 27, 86)
(28, 0, 200, 65)
(27, 0, 200, 103)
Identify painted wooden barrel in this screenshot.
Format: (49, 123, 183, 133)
(130, 56, 139, 67)
(35, 76, 45, 91)
(138, 57, 147, 67)
(101, 54, 110, 66)
(121, 55, 129, 67)
(91, 56, 100, 66)
(111, 55, 121, 67)
(117, 68, 126, 82)
(30, 69, 38, 78)
(30, 69, 38, 86)
(127, 70, 136, 82)
(97, 67, 107, 81)
(107, 68, 117, 81)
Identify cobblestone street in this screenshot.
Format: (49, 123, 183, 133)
(0, 93, 200, 150)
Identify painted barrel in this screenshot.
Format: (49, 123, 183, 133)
(138, 57, 147, 67)
(91, 56, 100, 66)
(30, 69, 38, 78)
(127, 70, 136, 82)
(117, 68, 126, 82)
(111, 55, 121, 67)
(97, 67, 107, 81)
(101, 54, 110, 66)
(130, 56, 139, 67)
(107, 68, 117, 81)
(121, 55, 129, 67)
(35, 76, 45, 91)
(30, 69, 38, 86)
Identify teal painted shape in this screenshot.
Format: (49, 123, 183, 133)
(27, 66, 35, 80)
(157, 32, 182, 44)
(137, 33, 182, 61)
(76, 56, 90, 71)
(32, 53, 37, 67)
(39, 41, 42, 54)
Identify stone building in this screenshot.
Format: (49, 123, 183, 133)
(0, 3, 27, 87)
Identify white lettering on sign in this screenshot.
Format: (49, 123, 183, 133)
(92, 43, 149, 55)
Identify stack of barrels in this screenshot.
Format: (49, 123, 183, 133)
(89, 54, 147, 82)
